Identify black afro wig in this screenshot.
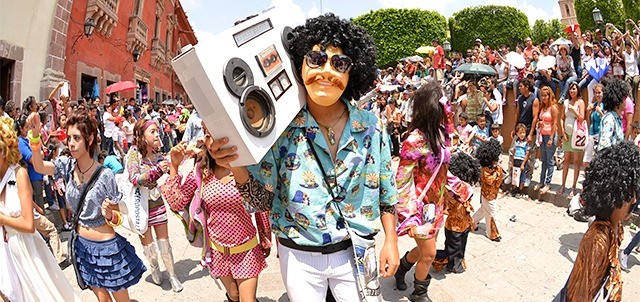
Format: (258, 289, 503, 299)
(474, 139, 502, 168)
(289, 13, 377, 100)
(582, 141, 640, 221)
(602, 78, 629, 112)
(449, 152, 481, 185)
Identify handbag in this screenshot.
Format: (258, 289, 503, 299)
(571, 119, 588, 150)
(305, 133, 383, 301)
(115, 157, 149, 235)
(67, 166, 104, 290)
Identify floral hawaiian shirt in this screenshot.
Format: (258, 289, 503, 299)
(243, 99, 398, 246)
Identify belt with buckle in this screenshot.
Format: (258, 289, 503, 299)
(278, 238, 353, 254)
(210, 236, 258, 255)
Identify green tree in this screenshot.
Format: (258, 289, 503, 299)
(622, 0, 640, 23)
(575, 0, 625, 31)
(448, 5, 530, 53)
(531, 19, 567, 45)
(353, 8, 447, 68)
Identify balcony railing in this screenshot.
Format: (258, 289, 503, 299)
(127, 15, 148, 54)
(151, 38, 166, 69)
(85, 0, 119, 37)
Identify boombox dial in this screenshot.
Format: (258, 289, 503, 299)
(224, 58, 254, 97)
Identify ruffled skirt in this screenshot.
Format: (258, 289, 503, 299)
(74, 233, 146, 292)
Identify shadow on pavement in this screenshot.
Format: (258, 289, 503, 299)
(174, 258, 210, 282)
(558, 232, 584, 264)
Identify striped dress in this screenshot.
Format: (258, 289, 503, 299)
(125, 147, 168, 226)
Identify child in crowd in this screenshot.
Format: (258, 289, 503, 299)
(632, 121, 640, 148)
(97, 150, 124, 174)
(432, 152, 481, 273)
(457, 113, 473, 153)
(467, 114, 489, 153)
(473, 139, 504, 242)
(112, 116, 126, 161)
(490, 123, 503, 145)
(509, 123, 530, 195)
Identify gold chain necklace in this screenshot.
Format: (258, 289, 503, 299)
(315, 107, 347, 146)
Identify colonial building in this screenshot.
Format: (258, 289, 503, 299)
(559, 0, 578, 26)
(64, 0, 198, 103)
(0, 0, 196, 106)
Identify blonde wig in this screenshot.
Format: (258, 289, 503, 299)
(0, 116, 22, 165)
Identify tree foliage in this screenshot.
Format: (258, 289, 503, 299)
(448, 5, 531, 53)
(575, 0, 625, 31)
(622, 0, 640, 23)
(531, 19, 567, 45)
(352, 8, 447, 68)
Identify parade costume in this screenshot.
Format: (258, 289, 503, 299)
(0, 164, 81, 302)
(126, 147, 183, 291)
(432, 173, 474, 273)
(473, 166, 503, 241)
(162, 169, 270, 279)
(55, 159, 146, 292)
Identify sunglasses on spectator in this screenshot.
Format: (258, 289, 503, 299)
(305, 50, 352, 73)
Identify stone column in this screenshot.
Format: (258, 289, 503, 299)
(40, 0, 73, 101)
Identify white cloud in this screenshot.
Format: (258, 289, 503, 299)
(485, 0, 562, 26)
(307, 3, 321, 18)
(180, 0, 202, 11)
(269, 0, 307, 25)
(378, 0, 454, 16)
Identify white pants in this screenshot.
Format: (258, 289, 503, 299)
(278, 242, 359, 302)
(472, 196, 498, 238)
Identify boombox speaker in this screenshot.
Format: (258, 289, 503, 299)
(171, 6, 305, 167)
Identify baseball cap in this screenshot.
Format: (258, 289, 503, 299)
(475, 38, 482, 43)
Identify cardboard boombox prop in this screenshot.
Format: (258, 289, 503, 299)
(171, 7, 305, 166)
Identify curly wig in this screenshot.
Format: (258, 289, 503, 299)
(582, 141, 640, 221)
(289, 13, 377, 100)
(475, 139, 502, 168)
(602, 78, 629, 112)
(0, 116, 22, 165)
(449, 152, 481, 185)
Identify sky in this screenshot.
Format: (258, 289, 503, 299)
(181, 0, 563, 46)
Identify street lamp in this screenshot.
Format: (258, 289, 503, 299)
(84, 18, 96, 37)
(592, 7, 603, 25)
(443, 41, 451, 52)
(132, 49, 141, 62)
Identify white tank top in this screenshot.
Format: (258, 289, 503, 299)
(624, 50, 639, 76)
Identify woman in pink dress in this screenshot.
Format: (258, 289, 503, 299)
(161, 130, 271, 302)
(394, 80, 452, 301)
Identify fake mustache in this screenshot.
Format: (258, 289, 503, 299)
(304, 75, 346, 90)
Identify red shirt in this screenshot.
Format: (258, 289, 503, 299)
(433, 45, 445, 69)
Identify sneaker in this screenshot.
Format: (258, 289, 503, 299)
(620, 250, 629, 270)
(62, 222, 73, 231)
(49, 203, 60, 211)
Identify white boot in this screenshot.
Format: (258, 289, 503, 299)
(158, 239, 184, 292)
(143, 242, 163, 285)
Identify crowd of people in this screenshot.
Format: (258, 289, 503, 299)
(1, 12, 640, 302)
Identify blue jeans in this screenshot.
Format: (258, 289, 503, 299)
(539, 134, 557, 186)
(559, 76, 578, 99)
(624, 231, 640, 255)
(535, 77, 557, 95)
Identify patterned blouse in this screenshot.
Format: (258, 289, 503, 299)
(125, 147, 164, 189)
(395, 129, 450, 239)
(567, 220, 622, 302)
(162, 170, 271, 248)
(480, 166, 503, 201)
(237, 99, 398, 247)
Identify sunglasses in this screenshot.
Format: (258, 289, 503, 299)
(305, 51, 353, 73)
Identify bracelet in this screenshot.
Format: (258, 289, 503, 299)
(27, 130, 41, 144)
(105, 211, 123, 228)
